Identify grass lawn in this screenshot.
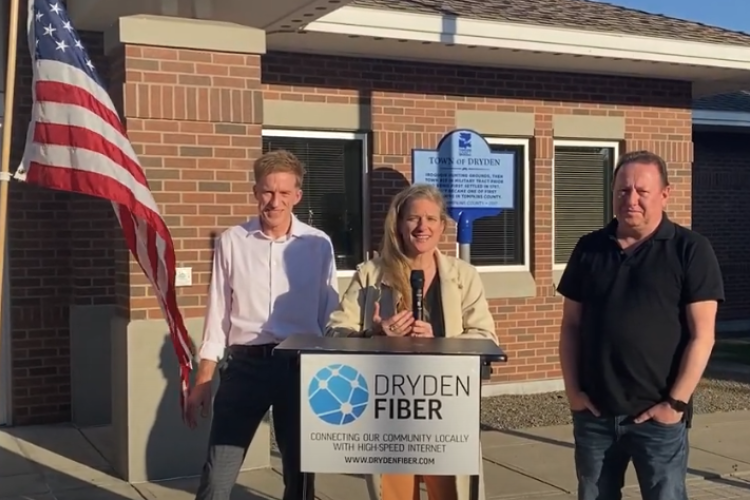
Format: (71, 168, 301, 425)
(712, 340, 750, 365)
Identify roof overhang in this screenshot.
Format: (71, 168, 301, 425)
(265, 6, 750, 98)
(66, 0, 750, 99)
(693, 110, 750, 128)
(67, 0, 350, 32)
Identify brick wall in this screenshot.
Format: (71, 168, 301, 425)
(261, 52, 694, 382)
(107, 45, 263, 321)
(693, 130, 750, 322)
(7, 41, 693, 422)
(8, 23, 113, 424)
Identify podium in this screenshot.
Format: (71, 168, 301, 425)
(274, 335, 507, 500)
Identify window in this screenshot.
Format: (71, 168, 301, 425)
(553, 141, 618, 267)
(261, 130, 368, 273)
(469, 138, 529, 270)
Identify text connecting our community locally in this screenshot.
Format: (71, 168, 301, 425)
(309, 432, 470, 443)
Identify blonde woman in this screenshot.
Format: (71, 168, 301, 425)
(326, 184, 497, 500)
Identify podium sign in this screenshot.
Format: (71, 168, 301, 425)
(300, 353, 481, 475)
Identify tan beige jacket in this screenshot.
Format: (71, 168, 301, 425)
(325, 252, 495, 500)
(326, 252, 497, 342)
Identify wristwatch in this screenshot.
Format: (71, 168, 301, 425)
(665, 396, 688, 413)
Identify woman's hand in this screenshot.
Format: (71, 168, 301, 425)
(372, 302, 414, 337)
(411, 320, 434, 338)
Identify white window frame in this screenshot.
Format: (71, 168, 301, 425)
(261, 129, 369, 278)
(551, 139, 620, 271)
(456, 137, 531, 273)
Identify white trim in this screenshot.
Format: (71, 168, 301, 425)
(551, 140, 620, 271)
(261, 130, 363, 141)
(466, 137, 531, 272)
(261, 128, 369, 276)
(693, 109, 750, 128)
(308, 7, 750, 72)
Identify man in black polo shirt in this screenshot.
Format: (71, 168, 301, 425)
(557, 150, 724, 500)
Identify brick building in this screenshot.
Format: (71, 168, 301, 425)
(2, 0, 750, 481)
(692, 92, 750, 326)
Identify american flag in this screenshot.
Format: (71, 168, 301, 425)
(15, 0, 195, 413)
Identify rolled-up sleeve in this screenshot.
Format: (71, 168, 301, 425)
(198, 233, 231, 362)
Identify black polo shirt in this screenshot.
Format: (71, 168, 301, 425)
(557, 215, 724, 417)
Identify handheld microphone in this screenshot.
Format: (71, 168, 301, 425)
(410, 270, 425, 321)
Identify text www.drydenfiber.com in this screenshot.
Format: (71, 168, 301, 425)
(344, 456, 436, 465)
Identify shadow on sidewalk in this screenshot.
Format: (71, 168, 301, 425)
(0, 436, 136, 499)
(481, 423, 750, 491)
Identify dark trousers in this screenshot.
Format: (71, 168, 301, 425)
(572, 411, 688, 500)
(194, 346, 313, 500)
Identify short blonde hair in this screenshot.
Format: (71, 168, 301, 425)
(254, 150, 306, 187)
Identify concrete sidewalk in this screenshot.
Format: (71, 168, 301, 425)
(3, 411, 750, 499)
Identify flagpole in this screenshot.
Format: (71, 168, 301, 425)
(0, 0, 21, 419)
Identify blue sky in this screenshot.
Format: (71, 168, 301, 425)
(595, 0, 750, 33)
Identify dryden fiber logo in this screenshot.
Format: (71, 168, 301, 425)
(308, 364, 369, 425)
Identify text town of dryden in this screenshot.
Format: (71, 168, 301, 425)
(425, 156, 504, 207)
(310, 374, 472, 454)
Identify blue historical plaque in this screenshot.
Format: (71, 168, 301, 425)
(412, 129, 515, 244)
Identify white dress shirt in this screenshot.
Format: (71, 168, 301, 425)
(198, 216, 339, 362)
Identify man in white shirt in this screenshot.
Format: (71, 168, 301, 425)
(184, 150, 339, 500)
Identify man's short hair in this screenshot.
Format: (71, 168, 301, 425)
(613, 150, 669, 187)
(253, 150, 306, 187)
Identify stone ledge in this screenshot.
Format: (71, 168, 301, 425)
(553, 114, 625, 140)
(455, 110, 535, 137)
(482, 378, 564, 396)
(479, 269, 536, 299)
(264, 100, 370, 131)
(104, 15, 266, 55)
